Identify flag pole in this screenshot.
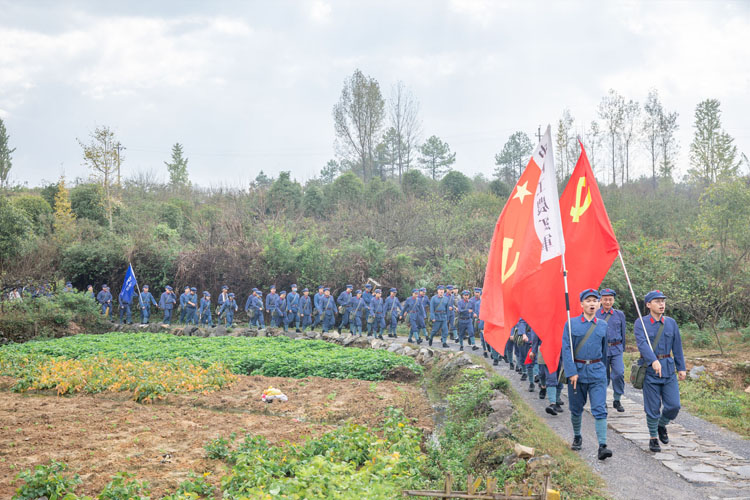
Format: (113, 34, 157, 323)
(561, 254, 575, 376)
(617, 250, 653, 352)
(130, 262, 144, 309)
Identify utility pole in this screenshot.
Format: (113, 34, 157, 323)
(115, 142, 125, 188)
(536, 125, 542, 144)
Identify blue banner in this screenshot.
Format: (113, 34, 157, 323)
(120, 264, 137, 303)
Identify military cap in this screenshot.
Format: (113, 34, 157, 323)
(437, 285, 445, 290)
(165, 285, 173, 291)
(355, 289, 362, 295)
(600, 288, 616, 297)
(462, 290, 470, 296)
(420, 287, 426, 292)
(374, 288, 382, 294)
(346, 284, 353, 289)
(228, 292, 235, 298)
(291, 284, 297, 289)
(102, 284, 108, 288)
(280, 290, 287, 295)
(270, 285, 277, 289)
(412, 288, 419, 293)
(579, 288, 600, 301)
(645, 290, 666, 303)
(143, 285, 149, 289)
(446, 285, 454, 290)
(365, 283, 373, 289)
(190, 287, 197, 291)
(66, 282, 72, 286)
(474, 287, 482, 292)
(318, 285, 324, 290)
(203, 291, 210, 296)
(222, 285, 228, 290)
(324, 287, 330, 291)
(302, 288, 309, 292)
(389, 287, 397, 293)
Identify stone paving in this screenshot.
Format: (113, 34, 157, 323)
(604, 389, 750, 493)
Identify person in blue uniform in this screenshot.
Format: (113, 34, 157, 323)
(596, 288, 627, 412)
(402, 289, 423, 344)
(470, 288, 491, 358)
(445, 285, 457, 342)
(348, 289, 365, 335)
(384, 288, 402, 338)
(86, 285, 95, 300)
(246, 288, 262, 328)
(63, 282, 74, 293)
(457, 290, 479, 351)
(337, 285, 353, 333)
(186, 287, 199, 325)
(312, 285, 325, 331)
(118, 289, 132, 325)
(97, 285, 113, 318)
(561, 288, 612, 460)
(276, 291, 289, 331)
(362, 284, 373, 328)
(219, 292, 238, 327)
(287, 284, 301, 332)
(266, 285, 280, 327)
(369, 289, 385, 339)
(417, 288, 429, 339)
(318, 288, 337, 333)
(429, 286, 450, 347)
(159, 286, 176, 325)
(299, 288, 313, 332)
(178, 286, 190, 324)
(517, 318, 537, 391)
(531, 331, 565, 416)
(634, 290, 686, 453)
(139, 285, 158, 324)
(217, 285, 229, 323)
(199, 291, 214, 327)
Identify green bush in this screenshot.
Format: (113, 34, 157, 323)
(97, 472, 150, 500)
(12, 460, 81, 500)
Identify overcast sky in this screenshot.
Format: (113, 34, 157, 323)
(1, 0, 749, 188)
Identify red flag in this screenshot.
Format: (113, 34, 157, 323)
(481, 127, 559, 353)
(516, 144, 619, 371)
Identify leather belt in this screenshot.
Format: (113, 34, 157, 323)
(608, 341, 622, 346)
(574, 358, 602, 365)
(657, 354, 671, 359)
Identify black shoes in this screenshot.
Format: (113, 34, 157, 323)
(545, 404, 558, 416)
(554, 403, 564, 413)
(417, 338, 423, 344)
(598, 444, 612, 460)
(407, 338, 413, 343)
(528, 383, 535, 392)
(428, 339, 433, 346)
(658, 425, 669, 444)
(520, 373, 528, 381)
(509, 362, 514, 370)
(534, 375, 539, 383)
(539, 387, 547, 399)
(571, 435, 582, 450)
(493, 359, 499, 366)
(442, 342, 449, 348)
(472, 346, 479, 351)
(459, 346, 464, 351)
(483, 351, 488, 358)
(649, 438, 661, 453)
(613, 400, 625, 413)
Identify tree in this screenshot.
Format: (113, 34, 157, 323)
(332, 69, 386, 182)
(388, 81, 421, 180)
(0, 196, 31, 262)
(555, 110, 575, 181)
(584, 121, 603, 177)
(494, 131, 533, 184)
(71, 183, 107, 225)
(598, 89, 624, 185)
(440, 171, 472, 200)
(0, 117, 15, 189)
(402, 169, 431, 198)
(620, 99, 640, 183)
(251, 170, 272, 190)
(374, 127, 399, 180)
(642, 89, 663, 188)
(53, 176, 76, 237)
(418, 135, 456, 180)
(688, 99, 739, 184)
(488, 179, 511, 199)
(330, 171, 364, 206)
(78, 126, 120, 228)
(165, 143, 190, 189)
(11, 195, 52, 235)
(303, 185, 325, 218)
(268, 171, 302, 214)
(658, 107, 679, 179)
(320, 160, 339, 184)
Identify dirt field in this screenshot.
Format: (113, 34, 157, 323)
(0, 374, 434, 497)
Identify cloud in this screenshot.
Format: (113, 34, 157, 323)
(309, 1, 332, 23)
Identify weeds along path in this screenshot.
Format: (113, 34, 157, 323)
(391, 337, 750, 500)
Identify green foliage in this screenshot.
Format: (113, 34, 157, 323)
(679, 377, 750, 437)
(204, 435, 235, 460)
(70, 183, 107, 225)
(11, 194, 53, 234)
(218, 408, 424, 500)
(418, 135, 456, 180)
(268, 171, 302, 214)
(0, 333, 423, 381)
(97, 472, 150, 500)
(60, 237, 127, 288)
(689, 99, 739, 184)
(494, 131, 533, 184)
(302, 184, 325, 218)
(401, 169, 431, 198)
(165, 143, 190, 189)
(173, 472, 215, 498)
(40, 182, 59, 209)
(330, 171, 364, 206)
(0, 117, 15, 188)
(440, 170, 472, 200)
(488, 178, 511, 199)
(12, 460, 81, 500)
(0, 195, 32, 261)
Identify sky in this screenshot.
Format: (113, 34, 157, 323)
(1, 0, 749, 188)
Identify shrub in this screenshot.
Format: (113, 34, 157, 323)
(12, 460, 81, 500)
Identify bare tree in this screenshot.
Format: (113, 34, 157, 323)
(620, 99, 640, 183)
(642, 89, 663, 189)
(598, 89, 625, 185)
(555, 109, 575, 182)
(78, 125, 120, 229)
(658, 108, 679, 179)
(584, 120, 603, 177)
(333, 69, 385, 182)
(389, 81, 421, 181)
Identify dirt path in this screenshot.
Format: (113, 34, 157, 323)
(0, 374, 433, 498)
(411, 337, 750, 500)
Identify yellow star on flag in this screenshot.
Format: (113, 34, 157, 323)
(513, 181, 532, 204)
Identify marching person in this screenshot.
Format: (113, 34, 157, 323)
(158, 286, 176, 325)
(384, 288, 402, 338)
(531, 331, 565, 416)
(318, 287, 337, 333)
(471, 288, 490, 358)
(337, 284, 353, 333)
(417, 288, 429, 340)
(312, 285, 325, 331)
(139, 285, 158, 324)
(85, 285, 95, 300)
(517, 318, 537, 391)
(216, 285, 229, 323)
(362, 284, 373, 329)
(634, 290, 686, 453)
(457, 290, 479, 351)
(369, 288, 385, 339)
(299, 288, 313, 332)
(596, 288, 627, 412)
(178, 286, 191, 324)
(118, 288, 133, 325)
(561, 288, 612, 460)
(348, 289, 365, 336)
(266, 285, 280, 327)
(446, 285, 458, 342)
(186, 287, 199, 325)
(277, 290, 290, 332)
(428, 286, 450, 348)
(402, 289, 424, 344)
(219, 292, 238, 327)
(287, 284, 301, 332)
(97, 284, 113, 318)
(247, 288, 264, 328)
(199, 291, 214, 327)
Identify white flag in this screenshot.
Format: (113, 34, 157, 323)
(531, 125, 565, 263)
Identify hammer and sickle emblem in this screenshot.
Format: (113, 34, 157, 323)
(501, 237, 520, 283)
(570, 177, 592, 223)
